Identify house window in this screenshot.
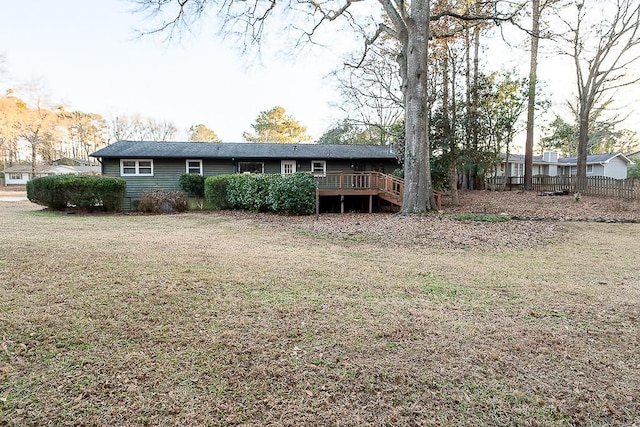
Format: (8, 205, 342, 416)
(121, 159, 153, 176)
(186, 159, 203, 175)
(586, 164, 593, 174)
(281, 160, 296, 175)
(311, 160, 326, 176)
(238, 162, 264, 174)
(9, 173, 21, 180)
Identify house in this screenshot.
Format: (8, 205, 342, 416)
(557, 153, 633, 179)
(496, 151, 634, 182)
(2, 164, 101, 186)
(90, 140, 402, 211)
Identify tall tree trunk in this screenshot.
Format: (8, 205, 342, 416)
(443, 46, 459, 206)
(524, 0, 541, 191)
(400, 0, 433, 213)
(577, 102, 589, 189)
(471, 10, 481, 190)
(463, 24, 471, 190)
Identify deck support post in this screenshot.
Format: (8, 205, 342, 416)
(340, 195, 344, 213)
(369, 195, 373, 213)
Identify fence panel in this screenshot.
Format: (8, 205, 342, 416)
(492, 175, 640, 200)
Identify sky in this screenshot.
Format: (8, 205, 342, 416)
(1, 0, 639, 147)
(0, 0, 349, 142)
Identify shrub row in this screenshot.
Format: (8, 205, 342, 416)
(27, 175, 126, 212)
(205, 173, 316, 215)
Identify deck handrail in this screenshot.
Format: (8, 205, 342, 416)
(315, 171, 404, 201)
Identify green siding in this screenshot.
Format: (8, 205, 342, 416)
(101, 156, 398, 211)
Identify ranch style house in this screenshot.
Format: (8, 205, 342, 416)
(90, 140, 404, 212)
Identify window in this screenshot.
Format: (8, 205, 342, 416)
(186, 159, 203, 175)
(120, 159, 153, 176)
(281, 160, 296, 175)
(311, 160, 327, 176)
(9, 173, 21, 180)
(586, 164, 593, 174)
(238, 162, 264, 174)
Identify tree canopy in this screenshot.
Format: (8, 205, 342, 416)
(243, 106, 310, 143)
(188, 124, 221, 142)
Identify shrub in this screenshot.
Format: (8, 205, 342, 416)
(247, 174, 278, 212)
(179, 173, 206, 197)
(137, 189, 188, 214)
(205, 173, 317, 215)
(267, 172, 316, 215)
(225, 174, 253, 210)
(27, 175, 126, 212)
(205, 175, 230, 209)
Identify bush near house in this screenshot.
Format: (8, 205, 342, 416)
(27, 175, 126, 212)
(178, 173, 206, 197)
(204, 172, 316, 215)
(137, 189, 188, 214)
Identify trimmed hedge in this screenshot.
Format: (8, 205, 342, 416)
(204, 173, 316, 215)
(179, 173, 205, 197)
(27, 175, 126, 212)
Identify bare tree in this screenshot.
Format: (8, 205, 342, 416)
(108, 114, 178, 142)
(131, 0, 522, 213)
(15, 82, 62, 174)
(332, 43, 404, 145)
(558, 0, 640, 182)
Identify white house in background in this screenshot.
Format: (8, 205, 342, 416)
(2, 164, 101, 185)
(497, 151, 634, 181)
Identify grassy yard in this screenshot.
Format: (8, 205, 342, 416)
(1, 201, 639, 426)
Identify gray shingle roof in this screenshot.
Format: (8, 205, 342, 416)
(557, 153, 629, 165)
(91, 141, 398, 160)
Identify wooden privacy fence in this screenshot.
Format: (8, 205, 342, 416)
(487, 175, 640, 200)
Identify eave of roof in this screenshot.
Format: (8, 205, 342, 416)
(90, 141, 398, 160)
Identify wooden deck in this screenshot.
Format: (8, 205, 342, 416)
(315, 172, 404, 212)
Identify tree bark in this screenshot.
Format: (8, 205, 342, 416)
(400, 0, 433, 213)
(524, 0, 540, 191)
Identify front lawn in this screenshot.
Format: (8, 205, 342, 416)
(1, 201, 638, 425)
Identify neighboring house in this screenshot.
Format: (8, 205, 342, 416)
(2, 164, 101, 185)
(90, 140, 401, 211)
(496, 151, 633, 181)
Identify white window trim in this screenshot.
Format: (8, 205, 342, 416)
(586, 164, 593, 174)
(311, 160, 327, 177)
(281, 160, 297, 175)
(186, 159, 203, 175)
(120, 159, 154, 176)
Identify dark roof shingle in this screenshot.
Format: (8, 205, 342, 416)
(91, 141, 398, 160)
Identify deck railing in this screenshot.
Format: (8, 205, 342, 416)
(315, 172, 404, 204)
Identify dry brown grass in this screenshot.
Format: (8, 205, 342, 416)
(1, 198, 639, 426)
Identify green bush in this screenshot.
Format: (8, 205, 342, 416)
(268, 172, 316, 215)
(205, 175, 230, 209)
(204, 173, 316, 215)
(179, 173, 206, 197)
(137, 189, 188, 213)
(628, 163, 640, 179)
(27, 175, 126, 212)
(225, 174, 253, 210)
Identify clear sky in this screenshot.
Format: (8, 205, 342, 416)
(0, 0, 347, 142)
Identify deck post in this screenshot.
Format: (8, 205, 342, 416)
(369, 195, 373, 213)
(341, 195, 344, 213)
